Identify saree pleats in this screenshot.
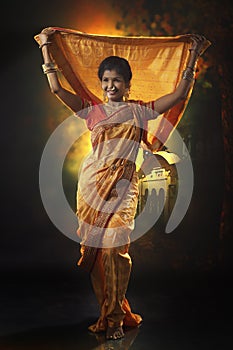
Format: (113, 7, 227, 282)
(88, 245, 142, 332)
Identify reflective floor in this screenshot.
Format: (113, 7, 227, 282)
(0, 266, 232, 350)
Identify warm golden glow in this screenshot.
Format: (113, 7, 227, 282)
(68, 0, 124, 35)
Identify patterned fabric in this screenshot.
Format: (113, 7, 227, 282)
(76, 102, 146, 250)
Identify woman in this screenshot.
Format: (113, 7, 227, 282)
(38, 28, 207, 340)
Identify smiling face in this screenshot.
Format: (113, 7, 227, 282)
(101, 69, 129, 103)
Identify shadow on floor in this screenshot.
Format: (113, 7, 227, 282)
(0, 267, 233, 349)
(0, 316, 232, 350)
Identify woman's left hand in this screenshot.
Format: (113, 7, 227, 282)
(190, 34, 208, 56)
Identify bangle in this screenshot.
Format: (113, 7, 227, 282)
(186, 66, 195, 72)
(42, 62, 58, 74)
(182, 68, 195, 82)
(43, 69, 58, 74)
(39, 41, 52, 49)
(189, 48, 200, 56)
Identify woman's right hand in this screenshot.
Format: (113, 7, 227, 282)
(38, 27, 56, 46)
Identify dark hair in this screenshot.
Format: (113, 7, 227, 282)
(98, 56, 132, 83)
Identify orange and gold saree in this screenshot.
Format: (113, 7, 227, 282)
(76, 101, 157, 332)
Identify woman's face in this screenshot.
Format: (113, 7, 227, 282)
(101, 69, 128, 102)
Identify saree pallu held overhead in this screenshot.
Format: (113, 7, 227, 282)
(34, 27, 210, 148)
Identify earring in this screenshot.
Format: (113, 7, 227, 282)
(123, 89, 130, 102)
(103, 91, 108, 103)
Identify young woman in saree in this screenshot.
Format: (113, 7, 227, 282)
(37, 28, 208, 340)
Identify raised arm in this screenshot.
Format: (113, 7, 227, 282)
(38, 28, 83, 113)
(154, 34, 207, 114)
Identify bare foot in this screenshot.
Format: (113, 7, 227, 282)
(106, 325, 124, 340)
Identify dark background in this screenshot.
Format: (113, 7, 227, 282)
(1, 1, 233, 349)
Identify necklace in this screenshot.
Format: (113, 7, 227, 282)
(103, 101, 126, 116)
